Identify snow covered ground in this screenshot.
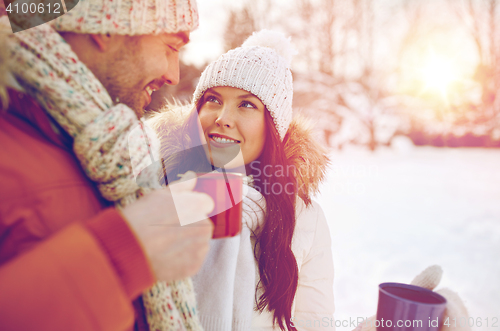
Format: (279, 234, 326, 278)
(315, 144, 500, 331)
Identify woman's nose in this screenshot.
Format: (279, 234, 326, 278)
(215, 107, 235, 128)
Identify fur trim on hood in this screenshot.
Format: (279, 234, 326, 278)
(147, 105, 330, 206)
(282, 115, 330, 205)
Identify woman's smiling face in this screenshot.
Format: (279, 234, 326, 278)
(198, 86, 267, 169)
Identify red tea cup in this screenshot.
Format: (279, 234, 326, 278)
(193, 172, 243, 239)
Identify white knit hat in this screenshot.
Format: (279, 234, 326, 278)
(52, 0, 198, 35)
(193, 29, 295, 140)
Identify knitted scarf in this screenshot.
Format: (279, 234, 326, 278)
(0, 17, 202, 331)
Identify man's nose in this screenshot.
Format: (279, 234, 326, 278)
(163, 53, 180, 85)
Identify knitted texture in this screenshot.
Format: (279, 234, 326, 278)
(52, 0, 199, 35)
(410, 264, 443, 290)
(144, 279, 201, 331)
(0, 18, 202, 331)
(193, 30, 294, 140)
(435, 288, 471, 331)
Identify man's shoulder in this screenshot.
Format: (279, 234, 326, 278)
(1, 110, 91, 195)
(0, 111, 108, 263)
(0, 105, 108, 225)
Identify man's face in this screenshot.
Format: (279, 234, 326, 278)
(100, 32, 189, 117)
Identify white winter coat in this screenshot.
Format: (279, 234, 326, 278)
(251, 196, 335, 331)
(192, 186, 335, 331)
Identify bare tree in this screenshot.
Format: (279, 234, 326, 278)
(221, 0, 405, 150)
(223, 3, 256, 52)
(451, 0, 500, 123)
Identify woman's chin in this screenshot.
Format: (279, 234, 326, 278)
(204, 146, 247, 172)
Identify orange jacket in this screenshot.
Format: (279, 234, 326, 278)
(0, 90, 155, 331)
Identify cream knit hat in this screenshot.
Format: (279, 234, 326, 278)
(52, 0, 198, 35)
(193, 29, 295, 140)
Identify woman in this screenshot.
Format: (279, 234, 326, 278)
(148, 30, 335, 331)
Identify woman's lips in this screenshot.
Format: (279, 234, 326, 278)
(206, 134, 242, 167)
(208, 134, 240, 148)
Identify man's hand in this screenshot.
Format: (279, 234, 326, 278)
(121, 171, 214, 281)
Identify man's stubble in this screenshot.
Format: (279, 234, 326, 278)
(99, 38, 147, 117)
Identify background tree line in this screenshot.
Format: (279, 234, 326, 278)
(152, 0, 500, 150)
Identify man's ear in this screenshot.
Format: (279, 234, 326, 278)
(89, 34, 112, 52)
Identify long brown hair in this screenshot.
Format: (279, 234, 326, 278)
(249, 110, 298, 331)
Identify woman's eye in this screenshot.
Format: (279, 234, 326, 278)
(240, 101, 256, 109)
(206, 96, 220, 104)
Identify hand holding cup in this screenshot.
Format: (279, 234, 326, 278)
(121, 171, 214, 281)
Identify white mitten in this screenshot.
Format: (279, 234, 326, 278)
(353, 265, 470, 331)
(434, 288, 471, 331)
(410, 265, 443, 290)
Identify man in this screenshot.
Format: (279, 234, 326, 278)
(0, 0, 214, 330)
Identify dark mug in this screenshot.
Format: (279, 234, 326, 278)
(193, 172, 243, 239)
(376, 282, 447, 331)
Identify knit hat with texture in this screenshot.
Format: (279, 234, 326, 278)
(193, 29, 295, 140)
(52, 0, 198, 35)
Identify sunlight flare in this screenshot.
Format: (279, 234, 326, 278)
(419, 51, 460, 101)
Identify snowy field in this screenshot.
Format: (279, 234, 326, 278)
(315, 144, 500, 331)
